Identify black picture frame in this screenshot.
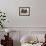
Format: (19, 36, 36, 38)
(19, 7, 30, 16)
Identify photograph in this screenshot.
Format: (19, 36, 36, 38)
(19, 7, 30, 16)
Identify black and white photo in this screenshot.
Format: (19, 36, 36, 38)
(19, 7, 30, 16)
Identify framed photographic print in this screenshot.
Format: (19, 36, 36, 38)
(19, 7, 30, 16)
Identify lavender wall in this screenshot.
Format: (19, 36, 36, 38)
(0, 0, 46, 27)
